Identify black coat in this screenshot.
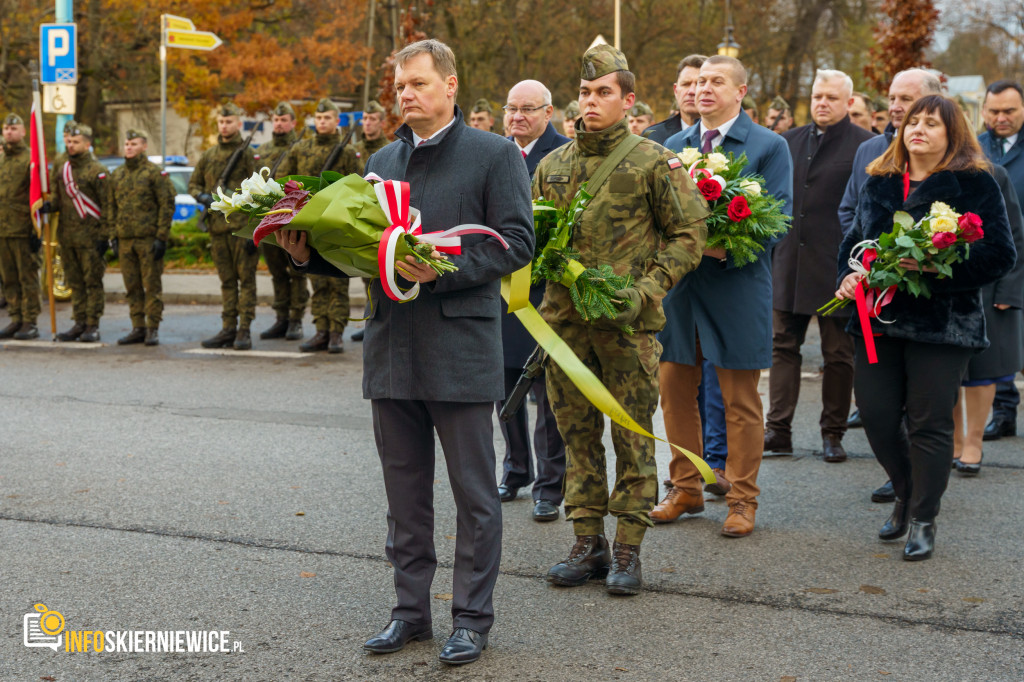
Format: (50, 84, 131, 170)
(838, 169, 1017, 350)
(642, 114, 683, 146)
(776, 117, 876, 315)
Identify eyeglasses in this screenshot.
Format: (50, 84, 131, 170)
(502, 105, 548, 115)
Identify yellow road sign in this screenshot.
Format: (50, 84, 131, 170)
(163, 14, 195, 31)
(165, 29, 222, 51)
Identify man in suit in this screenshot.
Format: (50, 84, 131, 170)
(849, 92, 876, 133)
(278, 40, 534, 665)
(979, 79, 1024, 441)
(654, 55, 793, 537)
(766, 69, 875, 462)
(643, 54, 706, 144)
(496, 79, 569, 522)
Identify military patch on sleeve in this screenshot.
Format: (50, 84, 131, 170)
(161, 171, 168, 176)
(667, 157, 682, 170)
(546, 174, 569, 183)
(98, 173, 106, 180)
(254, 154, 261, 161)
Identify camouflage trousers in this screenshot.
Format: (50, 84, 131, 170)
(263, 243, 308, 321)
(0, 237, 41, 324)
(210, 233, 258, 330)
(62, 244, 106, 325)
(119, 237, 164, 328)
(309, 274, 349, 333)
(545, 323, 662, 545)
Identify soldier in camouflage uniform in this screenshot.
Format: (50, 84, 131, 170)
(0, 113, 42, 340)
(627, 101, 654, 136)
(562, 101, 580, 139)
(256, 101, 308, 341)
(534, 45, 708, 595)
(189, 102, 258, 350)
(278, 97, 358, 353)
(108, 129, 175, 346)
(45, 123, 110, 342)
(468, 98, 496, 132)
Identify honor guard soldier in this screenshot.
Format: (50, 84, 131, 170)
(0, 113, 42, 340)
(278, 97, 358, 353)
(561, 101, 580, 139)
(468, 98, 496, 132)
(108, 129, 175, 345)
(256, 101, 309, 341)
(535, 45, 708, 594)
(627, 101, 654, 135)
(44, 123, 110, 342)
(189, 102, 258, 350)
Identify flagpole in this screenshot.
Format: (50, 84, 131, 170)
(30, 77, 57, 340)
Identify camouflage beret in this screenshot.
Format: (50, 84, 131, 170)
(769, 96, 790, 112)
(564, 101, 581, 119)
(125, 128, 148, 141)
(219, 102, 244, 117)
(63, 118, 78, 134)
(629, 101, 653, 117)
(364, 101, 386, 116)
(273, 101, 295, 117)
(3, 113, 23, 126)
(69, 123, 93, 140)
(472, 98, 493, 114)
(581, 44, 629, 81)
(315, 98, 339, 113)
(742, 96, 757, 111)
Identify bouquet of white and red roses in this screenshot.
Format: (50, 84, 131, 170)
(675, 147, 791, 266)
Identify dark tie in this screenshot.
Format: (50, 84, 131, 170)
(522, 150, 527, 159)
(701, 128, 719, 153)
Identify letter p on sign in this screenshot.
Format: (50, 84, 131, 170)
(48, 29, 70, 65)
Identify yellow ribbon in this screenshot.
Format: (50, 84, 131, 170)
(501, 265, 716, 484)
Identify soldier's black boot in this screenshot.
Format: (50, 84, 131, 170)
(13, 322, 39, 340)
(79, 325, 101, 343)
(57, 322, 85, 342)
(260, 317, 288, 339)
(328, 331, 344, 354)
(351, 329, 365, 342)
(233, 328, 252, 350)
(144, 327, 159, 346)
(605, 542, 643, 596)
(299, 330, 329, 352)
(547, 535, 610, 586)
(118, 327, 146, 345)
(201, 327, 236, 348)
(0, 321, 21, 338)
(285, 319, 303, 340)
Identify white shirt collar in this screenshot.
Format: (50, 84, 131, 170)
(699, 113, 741, 147)
(1004, 133, 1019, 152)
(516, 137, 540, 156)
(411, 114, 457, 147)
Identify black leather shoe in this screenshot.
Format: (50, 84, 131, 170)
(438, 627, 487, 665)
(328, 331, 344, 353)
(0, 321, 20, 339)
(260, 317, 288, 339)
(79, 325, 100, 342)
(847, 409, 863, 428)
(871, 480, 895, 503)
(201, 328, 236, 348)
(497, 484, 519, 502)
(118, 327, 146, 345)
(903, 520, 936, 561)
(532, 499, 559, 522)
(285, 320, 303, 340)
(144, 328, 159, 346)
(547, 535, 610, 586)
(763, 428, 792, 454)
(983, 416, 1016, 441)
(351, 328, 364, 341)
(363, 619, 432, 654)
(57, 322, 85, 342)
(955, 453, 983, 477)
(233, 328, 252, 350)
(878, 500, 909, 540)
(13, 322, 39, 340)
(606, 542, 642, 595)
(299, 330, 328, 352)
(822, 435, 847, 462)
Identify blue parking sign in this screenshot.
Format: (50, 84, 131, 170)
(40, 24, 77, 84)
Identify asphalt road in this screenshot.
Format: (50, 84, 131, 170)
(2, 301, 1023, 681)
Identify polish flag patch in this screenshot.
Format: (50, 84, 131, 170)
(667, 157, 682, 170)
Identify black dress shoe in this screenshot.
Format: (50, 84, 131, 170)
(363, 619, 432, 654)
(903, 520, 936, 561)
(955, 453, 983, 477)
(871, 480, 895, 503)
(438, 627, 487, 665)
(822, 435, 847, 462)
(547, 535, 610, 586)
(847, 409, 863, 428)
(606, 542, 642, 595)
(532, 499, 559, 522)
(260, 317, 288, 339)
(118, 327, 146, 345)
(497, 484, 519, 502)
(763, 428, 792, 454)
(351, 328, 364, 342)
(284, 320, 303, 340)
(878, 500, 909, 540)
(983, 416, 1016, 441)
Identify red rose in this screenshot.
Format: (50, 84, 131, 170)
(958, 212, 982, 232)
(962, 226, 984, 243)
(931, 231, 957, 249)
(697, 177, 722, 202)
(727, 195, 752, 222)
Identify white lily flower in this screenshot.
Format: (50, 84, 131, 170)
(210, 187, 239, 215)
(240, 167, 284, 199)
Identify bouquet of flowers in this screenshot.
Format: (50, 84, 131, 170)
(532, 184, 637, 333)
(676, 147, 791, 266)
(817, 201, 984, 316)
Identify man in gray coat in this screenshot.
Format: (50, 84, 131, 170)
(277, 39, 534, 666)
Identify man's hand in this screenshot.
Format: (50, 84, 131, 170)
(277, 229, 310, 264)
(396, 252, 442, 284)
(613, 287, 644, 327)
(38, 201, 53, 214)
(195, 192, 213, 207)
(151, 238, 165, 260)
(995, 303, 1012, 310)
(898, 258, 937, 273)
(28, 233, 42, 253)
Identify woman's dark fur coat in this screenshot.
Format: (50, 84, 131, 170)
(838, 169, 1017, 350)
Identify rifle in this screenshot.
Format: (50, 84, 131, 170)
(768, 112, 784, 132)
(321, 125, 358, 174)
(269, 125, 307, 178)
(499, 345, 548, 422)
(196, 117, 262, 232)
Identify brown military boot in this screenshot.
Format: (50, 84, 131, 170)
(144, 327, 159, 346)
(79, 325, 101, 342)
(13, 322, 39, 340)
(118, 327, 146, 345)
(233, 328, 252, 350)
(605, 542, 642, 596)
(721, 501, 756, 538)
(0, 320, 21, 339)
(649, 487, 704, 523)
(57, 321, 85, 342)
(201, 327, 236, 348)
(547, 535, 610, 586)
(285, 319, 303, 340)
(260, 317, 288, 340)
(328, 331, 344, 354)
(299, 330, 329, 352)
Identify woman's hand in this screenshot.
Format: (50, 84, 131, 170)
(898, 257, 938, 273)
(276, 229, 310, 264)
(835, 272, 864, 300)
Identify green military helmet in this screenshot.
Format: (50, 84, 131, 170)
(3, 113, 23, 126)
(364, 100, 386, 116)
(629, 101, 653, 117)
(581, 44, 629, 81)
(273, 101, 295, 118)
(126, 128, 148, 141)
(564, 101, 581, 119)
(316, 98, 340, 113)
(472, 98, 493, 114)
(68, 123, 93, 140)
(769, 95, 790, 113)
(63, 118, 79, 134)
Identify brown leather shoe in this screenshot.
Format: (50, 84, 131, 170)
(822, 435, 847, 462)
(649, 487, 704, 523)
(763, 428, 792, 454)
(721, 501, 755, 537)
(704, 468, 732, 496)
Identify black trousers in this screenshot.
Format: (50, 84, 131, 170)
(497, 367, 566, 503)
(371, 399, 502, 634)
(854, 336, 972, 521)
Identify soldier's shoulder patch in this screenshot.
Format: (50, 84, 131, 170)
(254, 154, 261, 160)
(666, 157, 682, 170)
(546, 174, 569, 183)
(355, 152, 362, 157)
(160, 171, 169, 176)
(98, 173, 107, 180)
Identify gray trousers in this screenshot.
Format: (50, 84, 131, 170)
(371, 398, 502, 634)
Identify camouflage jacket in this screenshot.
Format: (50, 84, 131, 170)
(51, 151, 110, 246)
(108, 155, 175, 240)
(532, 118, 708, 332)
(0, 141, 32, 237)
(188, 132, 255, 235)
(255, 130, 299, 180)
(350, 134, 389, 175)
(277, 131, 358, 178)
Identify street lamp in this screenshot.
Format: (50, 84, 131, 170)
(717, 0, 741, 58)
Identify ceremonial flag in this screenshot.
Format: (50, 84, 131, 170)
(29, 93, 49, 234)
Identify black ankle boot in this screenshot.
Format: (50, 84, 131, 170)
(547, 535, 610, 586)
(605, 542, 642, 595)
(903, 520, 935, 561)
(878, 500, 909, 540)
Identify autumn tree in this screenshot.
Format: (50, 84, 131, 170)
(864, 0, 940, 93)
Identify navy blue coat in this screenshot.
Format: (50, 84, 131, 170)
(659, 110, 794, 369)
(980, 130, 1024, 206)
(838, 127, 894, 233)
(642, 114, 684, 146)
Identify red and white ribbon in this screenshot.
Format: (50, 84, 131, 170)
(365, 173, 510, 302)
(848, 240, 895, 364)
(62, 161, 102, 220)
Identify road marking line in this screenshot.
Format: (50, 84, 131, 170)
(183, 348, 308, 359)
(0, 340, 106, 350)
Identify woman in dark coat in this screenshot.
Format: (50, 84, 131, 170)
(835, 95, 1016, 561)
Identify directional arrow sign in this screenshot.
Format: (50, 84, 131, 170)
(163, 14, 195, 31)
(166, 29, 222, 51)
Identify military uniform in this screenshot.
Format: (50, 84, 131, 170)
(278, 98, 358, 351)
(562, 101, 580, 140)
(188, 104, 257, 341)
(350, 100, 389, 175)
(534, 47, 708, 554)
(0, 113, 41, 339)
(108, 130, 175, 343)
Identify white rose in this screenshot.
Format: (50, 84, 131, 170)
(929, 201, 960, 223)
(678, 147, 702, 167)
(929, 216, 958, 234)
(705, 152, 729, 173)
(739, 179, 762, 196)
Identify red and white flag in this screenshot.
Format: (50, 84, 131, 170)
(29, 93, 49, 233)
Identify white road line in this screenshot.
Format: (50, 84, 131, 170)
(0, 340, 106, 350)
(183, 348, 307, 359)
